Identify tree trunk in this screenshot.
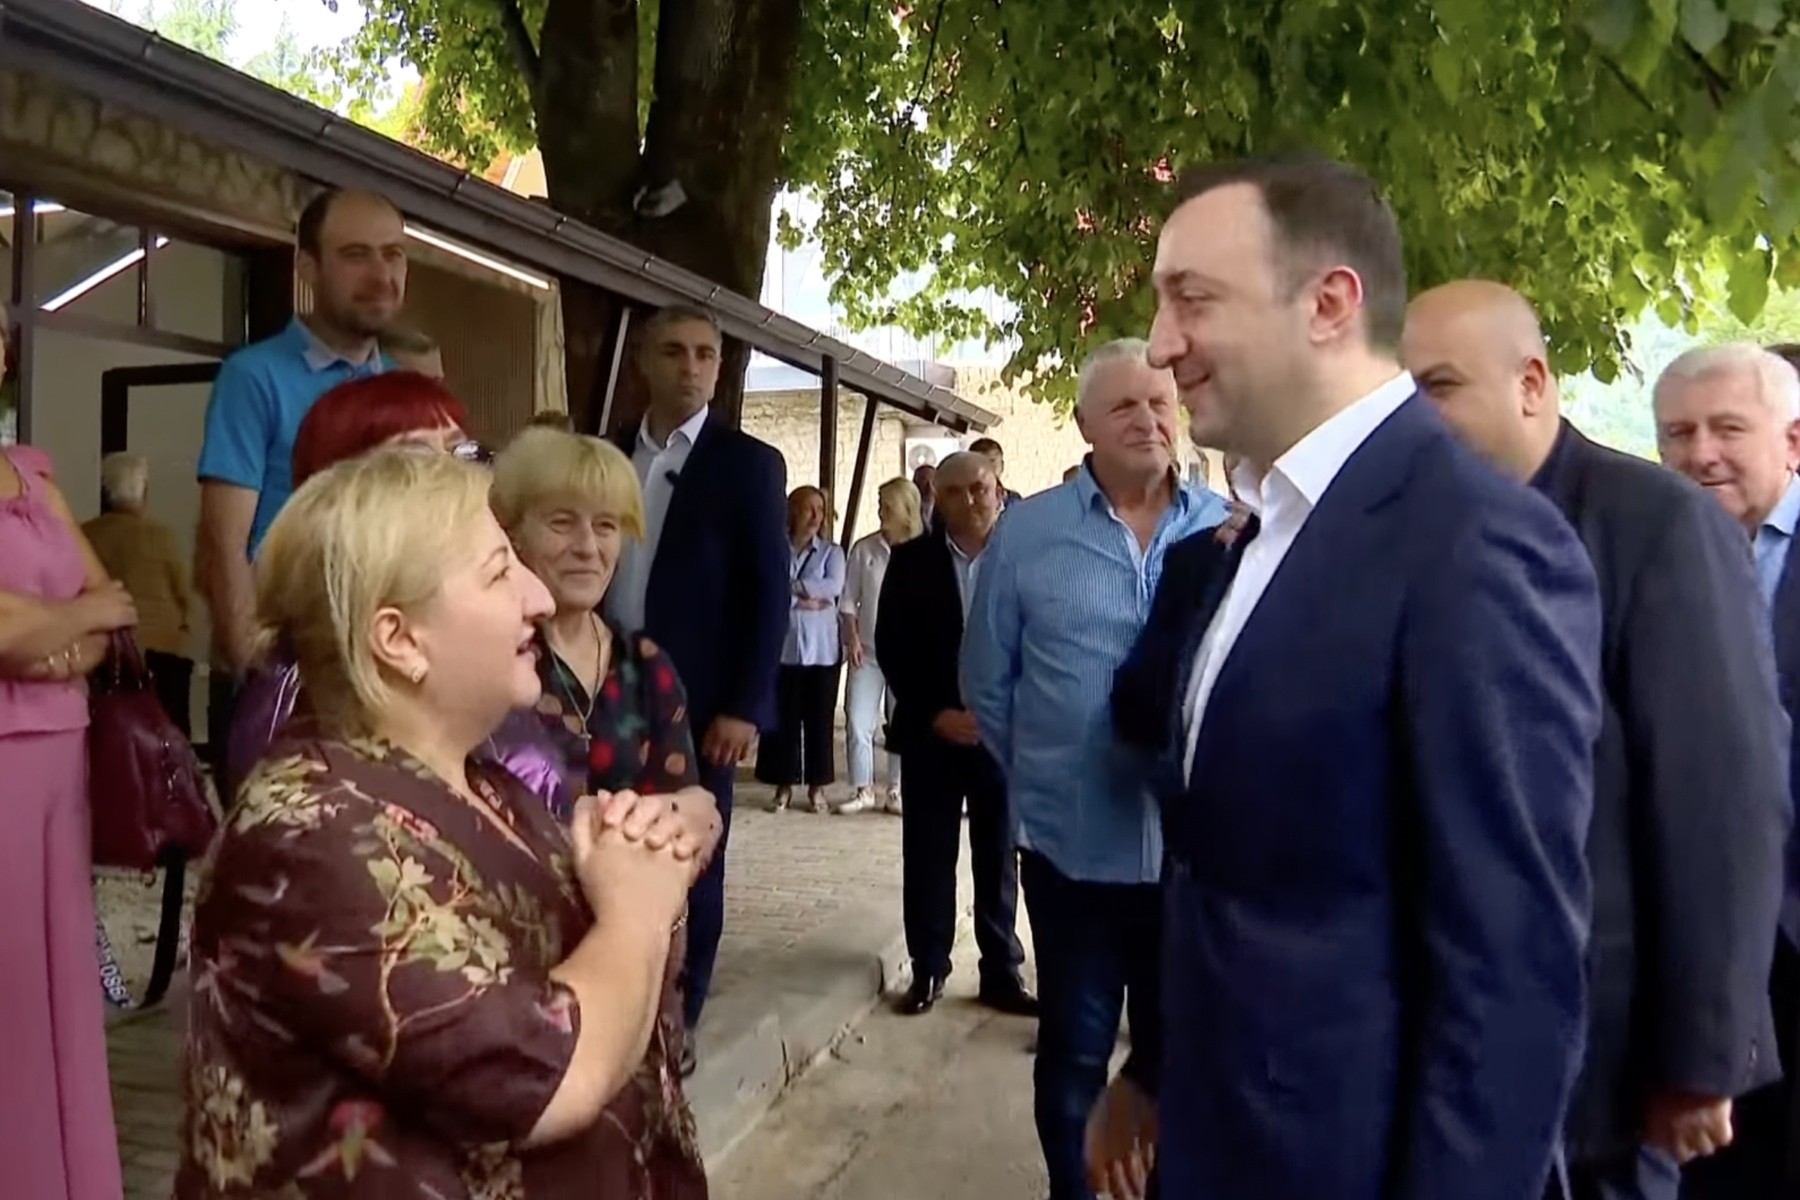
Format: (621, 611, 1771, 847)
(534, 0, 803, 434)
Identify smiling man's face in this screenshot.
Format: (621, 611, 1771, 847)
(1655, 367, 1800, 530)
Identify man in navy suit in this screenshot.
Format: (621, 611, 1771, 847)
(1404, 283, 1788, 1200)
(607, 304, 790, 1071)
(1104, 157, 1604, 1200)
(1652, 342, 1800, 1199)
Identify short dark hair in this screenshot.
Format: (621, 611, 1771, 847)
(296, 188, 401, 257)
(1174, 156, 1407, 351)
(969, 437, 1003, 457)
(642, 303, 721, 342)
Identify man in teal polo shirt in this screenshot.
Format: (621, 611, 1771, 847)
(196, 187, 405, 771)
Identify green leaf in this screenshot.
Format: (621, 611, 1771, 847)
(1728, 245, 1774, 324)
(1726, 0, 1784, 33)
(1429, 43, 1465, 102)
(1584, 0, 1641, 51)
(1679, 0, 1730, 54)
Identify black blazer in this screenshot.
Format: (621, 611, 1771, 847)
(611, 416, 789, 731)
(875, 527, 974, 758)
(1533, 420, 1789, 1160)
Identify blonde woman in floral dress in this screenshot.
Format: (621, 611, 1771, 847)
(176, 450, 708, 1199)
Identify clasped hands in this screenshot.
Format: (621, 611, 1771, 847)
(573, 789, 713, 868)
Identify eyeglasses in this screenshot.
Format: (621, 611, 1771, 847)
(451, 439, 493, 465)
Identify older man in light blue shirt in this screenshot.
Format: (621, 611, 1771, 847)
(962, 338, 1228, 1200)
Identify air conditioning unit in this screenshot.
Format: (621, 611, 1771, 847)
(903, 434, 963, 474)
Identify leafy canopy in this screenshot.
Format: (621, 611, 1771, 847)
(334, 0, 1800, 406)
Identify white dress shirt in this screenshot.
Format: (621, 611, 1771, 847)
(1181, 373, 1416, 781)
(607, 404, 710, 633)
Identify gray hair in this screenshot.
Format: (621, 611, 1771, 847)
(1076, 338, 1153, 413)
(100, 452, 149, 511)
(1655, 342, 1800, 422)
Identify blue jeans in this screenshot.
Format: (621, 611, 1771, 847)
(843, 659, 899, 791)
(1020, 851, 1162, 1200)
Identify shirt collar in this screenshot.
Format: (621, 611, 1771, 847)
(290, 317, 383, 374)
(1073, 459, 1199, 516)
(639, 405, 711, 454)
(1764, 473, 1800, 539)
(1232, 371, 1415, 514)
(946, 530, 985, 563)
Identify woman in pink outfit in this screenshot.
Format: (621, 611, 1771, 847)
(0, 320, 138, 1200)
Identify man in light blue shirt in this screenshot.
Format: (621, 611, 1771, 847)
(196, 187, 403, 775)
(962, 338, 1228, 1200)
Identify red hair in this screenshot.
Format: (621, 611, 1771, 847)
(291, 372, 470, 485)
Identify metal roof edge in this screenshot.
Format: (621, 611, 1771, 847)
(0, 0, 996, 431)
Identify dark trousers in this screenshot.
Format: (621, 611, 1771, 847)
(1019, 851, 1162, 1200)
(144, 651, 193, 740)
(1556, 1149, 1680, 1200)
(900, 741, 1023, 982)
(1682, 935, 1800, 1199)
(205, 669, 239, 784)
(682, 753, 734, 1029)
(754, 664, 838, 787)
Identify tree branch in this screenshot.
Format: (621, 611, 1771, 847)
(494, 0, 543, 93)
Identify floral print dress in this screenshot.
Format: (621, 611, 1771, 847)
(175, 734, 707, 1200)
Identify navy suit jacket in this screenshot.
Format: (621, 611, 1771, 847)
(1775, 547, 1800, 937)
(1531, 421, 1787, 1162)
(1113, 397, 1602, 1200)
(612, 417, 789, 732)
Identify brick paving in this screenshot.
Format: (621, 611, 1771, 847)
(103, 777, 904, 1198)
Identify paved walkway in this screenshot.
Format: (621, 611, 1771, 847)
(104, 777, 906, 1198)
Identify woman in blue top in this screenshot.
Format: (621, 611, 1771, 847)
(757, 485, 845, 812)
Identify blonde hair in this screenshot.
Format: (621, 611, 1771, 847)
(876, 477, 923, 540)
(489, 426, 645, 538)
(253, 449, 497, 733)
(787, 485, 831, 539)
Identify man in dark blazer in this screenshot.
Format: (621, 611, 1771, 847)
(1104, 157, 1603, 1200)
(875, 450, 1033, 1016)
(1403, 282, 1789, 1200)
(1653, 341, 1800, 1199)
(606, 304, 790, 1068)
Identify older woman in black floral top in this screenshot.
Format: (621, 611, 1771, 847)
(490, 427, 723, 1079)
(177, 450, 708, 1199)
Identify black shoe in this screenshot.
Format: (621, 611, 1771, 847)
(900, 972, 946, 1015)
(677, 1029, 698, 1078)
(978, 976, 1039, 1017)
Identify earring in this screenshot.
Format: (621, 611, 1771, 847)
(410, 664, 427, 684)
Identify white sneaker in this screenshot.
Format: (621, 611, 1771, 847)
(884, 789, 904, 815)
(837, 789, 878, 815)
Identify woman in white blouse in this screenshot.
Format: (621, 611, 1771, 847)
(835, 478, 923, 815)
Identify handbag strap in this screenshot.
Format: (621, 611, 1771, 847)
(95, 856, 188, 1011)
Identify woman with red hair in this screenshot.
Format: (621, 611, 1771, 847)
(221, 372, 507, 803)
(289, 371, 483, 486)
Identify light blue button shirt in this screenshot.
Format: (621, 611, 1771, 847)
(961, 466, 1230, 884)
(1756, 474, 1800, 605)
(783, 535, 846, 666)
(948, 533, 984, 619)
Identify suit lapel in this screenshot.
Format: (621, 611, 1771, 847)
(928, 531, 965, 644)
(1190, 398, 1434, 772)
(1165, 531, 1255, 756)
(1774, 544, 1800, 695)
